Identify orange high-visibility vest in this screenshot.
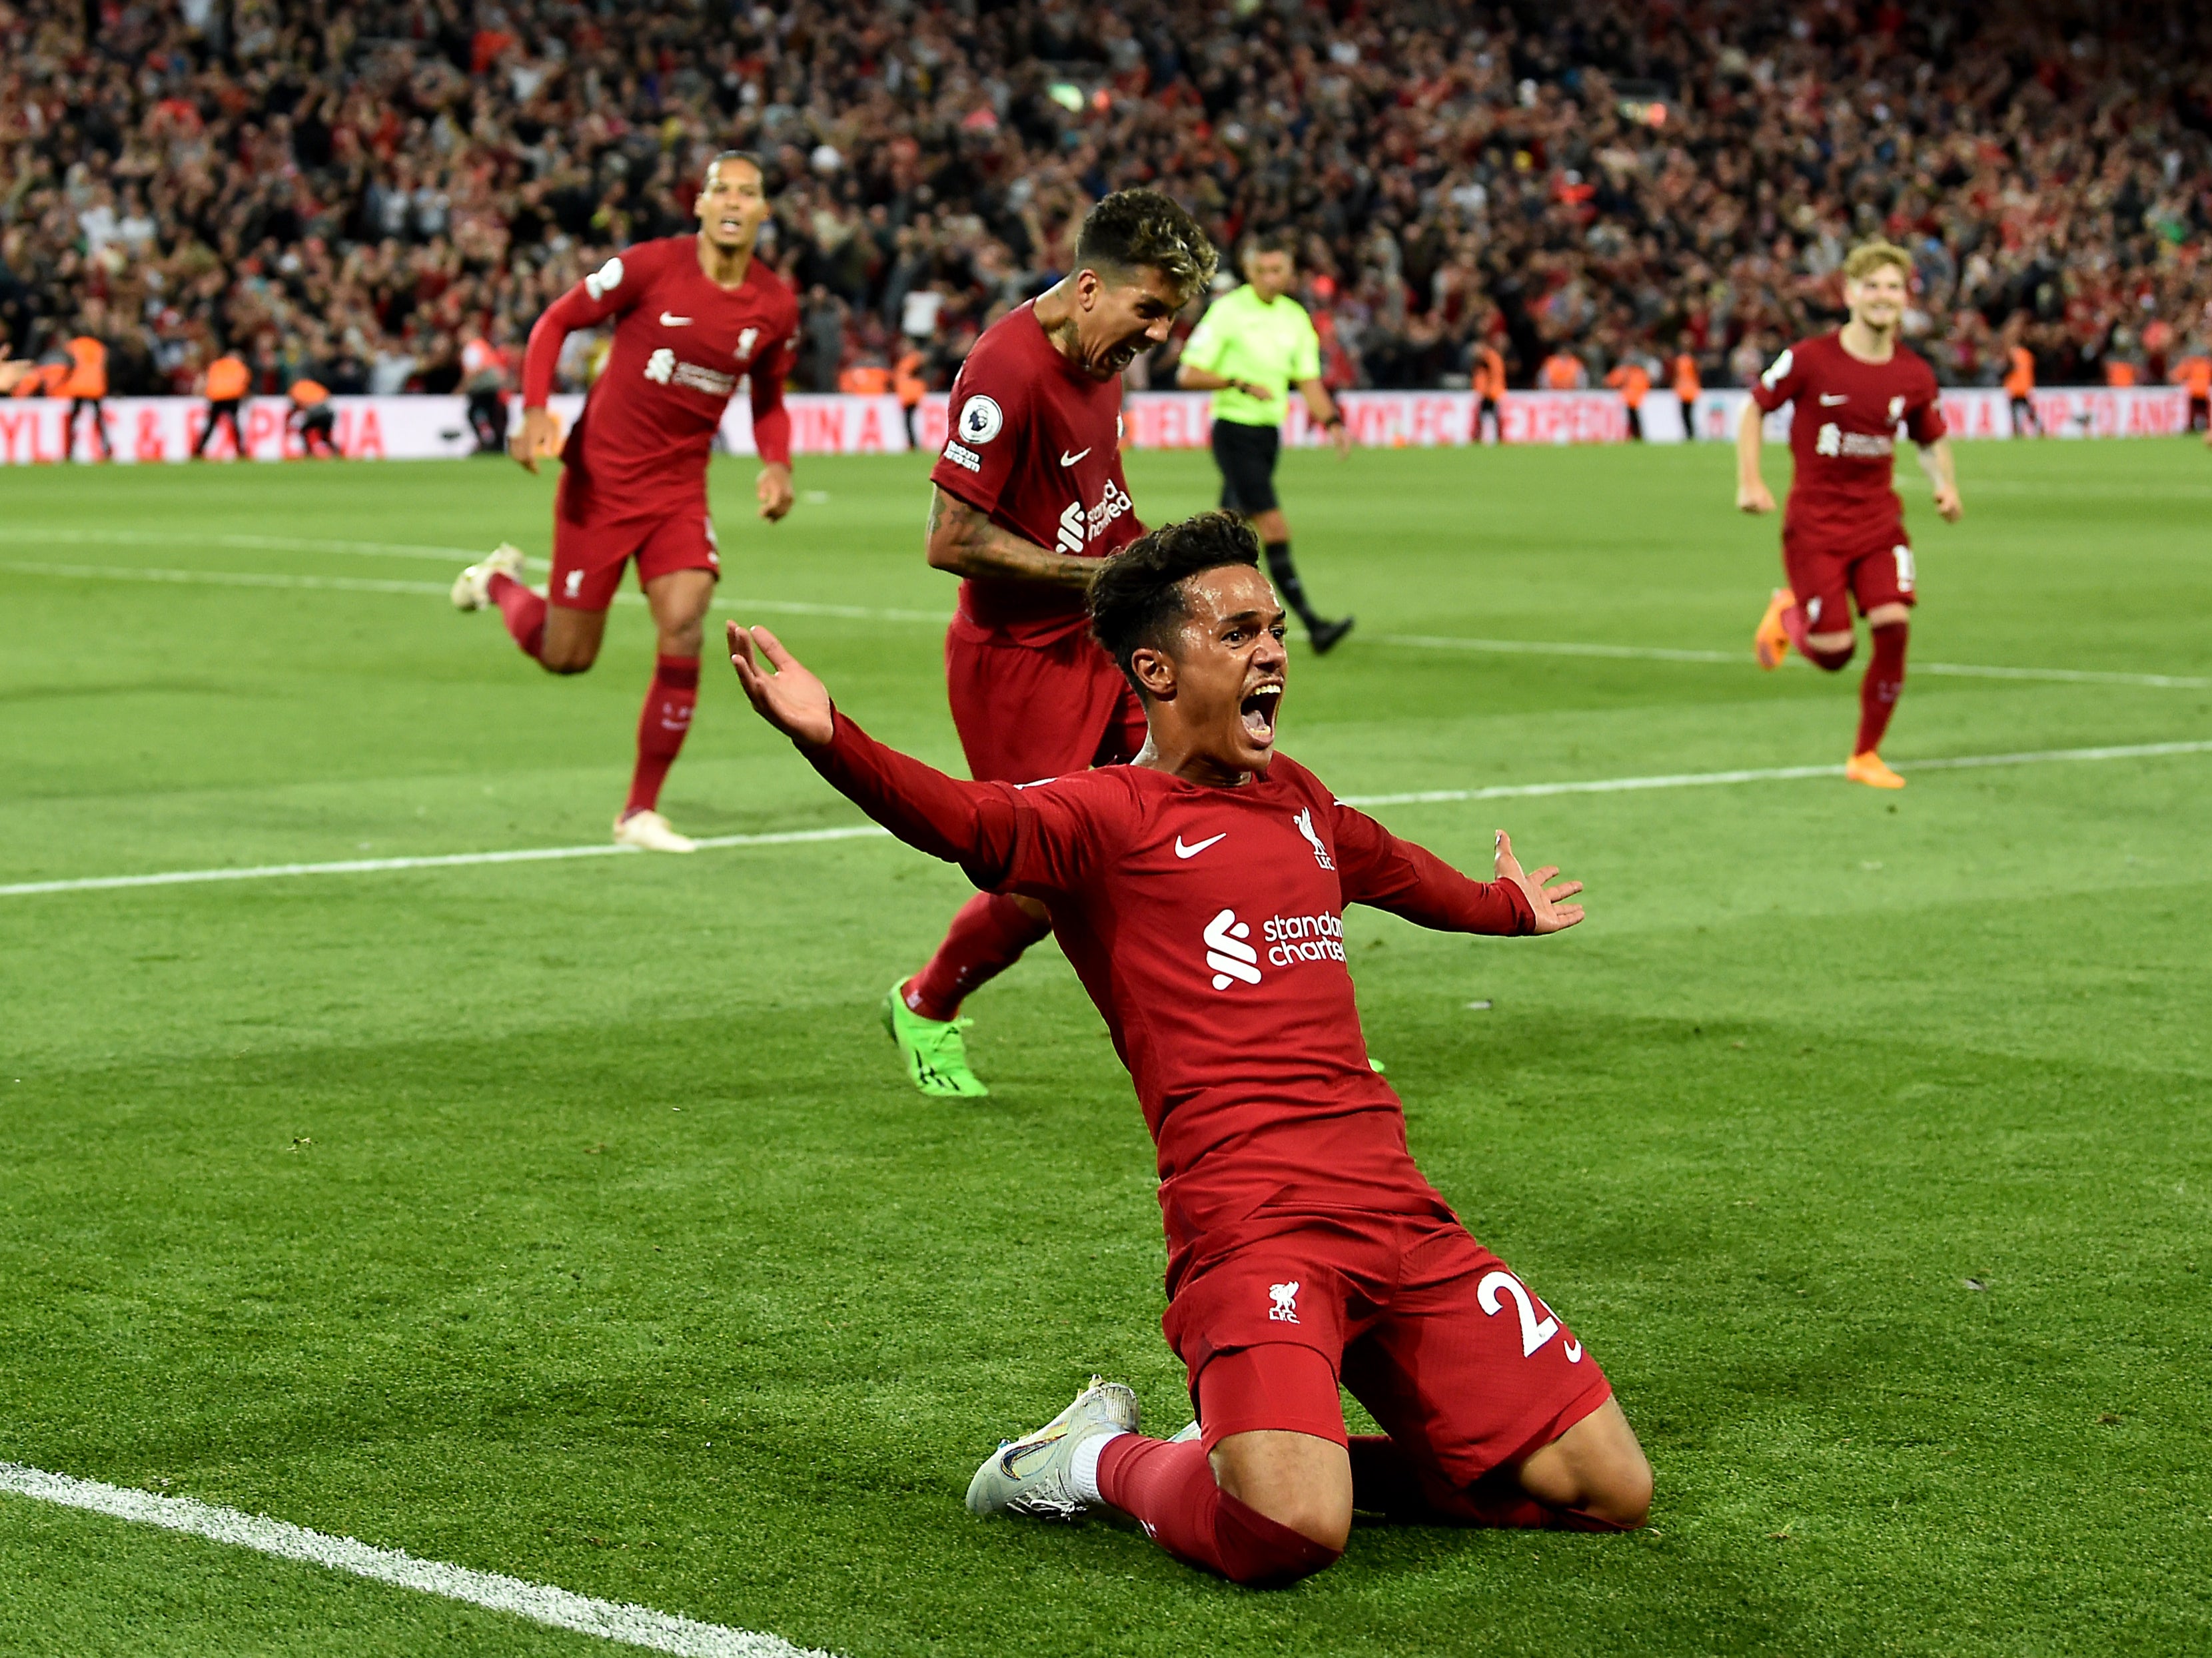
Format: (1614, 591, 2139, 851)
(1473, 346, 1506, 398)
(1604, 362, 1651, 406)
(205, 356, 251, 400)
(1672, 352, 1701, 400)
(65, 336, 108, 398)
(2003, 346, 2035, 396)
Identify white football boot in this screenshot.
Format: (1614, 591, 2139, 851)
(452, 542, 526, 611)
(965, 1377, 1140, 1521)
(613, 809, 698, 853)
(1169, 1418, 1203, 1444)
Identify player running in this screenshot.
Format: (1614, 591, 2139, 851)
(1175, 232, 1355, 654)
(1741, 241, 1961, 790)
(883, 190, 1216, 1098)
(451, 151, 798, 853)
(727, 514, 1649, 1583)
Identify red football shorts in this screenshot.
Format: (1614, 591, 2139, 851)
(943, 616, 1147, 783)
(549, 506, 721, 612)
(1161, 1209, 1614, 1487)
(1783, 530, 1917, 634)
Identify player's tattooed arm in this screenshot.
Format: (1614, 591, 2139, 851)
(925, 487, 1096, 590)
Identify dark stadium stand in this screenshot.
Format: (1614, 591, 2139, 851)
(2, 1, 2207, 399)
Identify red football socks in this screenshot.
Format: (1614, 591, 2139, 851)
(624, 655, 700, 817)
(488, 571, 548, 663)
(1782, 601, 1856, 671)
(1855, 622, 1909, 755)
(1095, 1436, 1342, 1587)
(902, 891, 1053, 1021)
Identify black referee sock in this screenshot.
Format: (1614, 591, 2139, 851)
(1263, 541, 1324, 632)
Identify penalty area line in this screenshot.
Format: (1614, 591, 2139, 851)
(4, 741, 2207, 901)
(0, 1461, 832, 1658)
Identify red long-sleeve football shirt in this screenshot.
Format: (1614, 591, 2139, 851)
(520, 236, 796, 521)
(807, 713, 1537, 1285)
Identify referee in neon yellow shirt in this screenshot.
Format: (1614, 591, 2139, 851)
(1177, 233, 1357, 653)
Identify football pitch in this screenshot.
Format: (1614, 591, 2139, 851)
(3, 439, 2209, 1656)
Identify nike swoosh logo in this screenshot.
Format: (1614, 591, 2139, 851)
(1059, 448, 1091, 466)
(660, 312, 693, 326)
(1174, 833, 1227, 859)
(1818, 393, 1848, 405)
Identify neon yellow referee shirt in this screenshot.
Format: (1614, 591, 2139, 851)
(1182, 284, 1323, 428)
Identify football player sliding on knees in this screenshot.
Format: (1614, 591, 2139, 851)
(728, 514, 1648, 1589)
(451, 151, 800, 853)
(1740, 239, 1961, 791)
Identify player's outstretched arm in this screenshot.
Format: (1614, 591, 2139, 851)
(1492, 831, 1584, 934)
(1918, 436, 1961, 522)
(726, 620, 1047, 891)
(727, 620, 833, 747)
(1735, 398, 1774, 514)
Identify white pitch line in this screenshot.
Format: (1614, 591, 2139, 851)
(5, 741, 2206, 901)
(1337, 739, 2212, 807)
(1379, 632, 2211, 690)
(0, 825, 891, 897)
(11, 558, 2201, 686)
(0, 1461, 832, 1657)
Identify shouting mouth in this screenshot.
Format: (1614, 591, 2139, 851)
(1240, 681, 1283, 745)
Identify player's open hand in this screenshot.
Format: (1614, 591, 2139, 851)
(1932, 482, 1962, 522)
(1736, 478, 1776, 515)
(727, 620, 833, 748)
(757, 462, 794, 522)
(1494, 831, 1584, 934)
(511, 407, 558, 474)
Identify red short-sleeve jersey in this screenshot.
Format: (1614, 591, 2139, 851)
(529, 237, 799, 522)
(1750, 331, 1945, 554)
(930, 302, 1143, 645)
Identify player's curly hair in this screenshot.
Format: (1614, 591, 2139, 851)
(1075, 190, 1219, 306)
(1842, 240, 1913, 282)
(1089, 512, 1261, 693)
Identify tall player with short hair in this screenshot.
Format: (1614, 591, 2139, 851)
(1742, 242, 1961, 789)
(881, 191, 1217, 1098)
(452, 151, 798, 852)
(726, 514, 1650, 1585)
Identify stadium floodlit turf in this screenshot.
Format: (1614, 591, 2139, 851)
(3, 440, 2209, 1657)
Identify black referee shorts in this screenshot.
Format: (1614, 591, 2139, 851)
(1211, 418, 1281, 515)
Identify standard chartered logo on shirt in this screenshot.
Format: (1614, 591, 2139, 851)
(1201, 905, 1346, 991)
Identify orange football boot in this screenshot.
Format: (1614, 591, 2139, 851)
(1754, 588, 1794, 670)
(1844, 751, 1906, 789)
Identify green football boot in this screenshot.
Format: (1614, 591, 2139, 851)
(965, 1377, 1141, 1521)
(882, 982, 990, 1098)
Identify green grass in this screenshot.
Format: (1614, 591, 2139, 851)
(2, 441, 2209, 1656)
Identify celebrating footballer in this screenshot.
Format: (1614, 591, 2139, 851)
(727, 514, 1651, 1586)
(1740, 240, 1963, 789)
(880, 190, 1217, 1099)
(451, 151, 800, 852)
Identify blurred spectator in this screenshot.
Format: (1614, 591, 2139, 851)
(0, 0, 2205, 404)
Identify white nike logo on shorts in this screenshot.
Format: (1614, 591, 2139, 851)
(660, 312, 693, 326)
(1818, 393, 1848, 405)
(1174, 833, 1227, 859)
(1059, 447, 1091, 466)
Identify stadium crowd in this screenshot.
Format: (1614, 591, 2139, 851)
(3, 0, 2210, 403)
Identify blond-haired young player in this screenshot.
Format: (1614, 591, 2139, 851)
(1739, 242, 1961, 789)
